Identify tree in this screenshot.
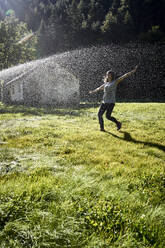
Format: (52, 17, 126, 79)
(1, 0, 164, 57)
(101, 0, 135, 42)
(126, 0, 165, 34)
(0, 14, 38, 70)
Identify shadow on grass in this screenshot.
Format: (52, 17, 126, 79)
(106, 131, 165, 152)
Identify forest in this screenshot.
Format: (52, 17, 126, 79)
(0, 0, 165, 70)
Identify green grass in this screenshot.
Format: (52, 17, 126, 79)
(0, 102, 164, 248)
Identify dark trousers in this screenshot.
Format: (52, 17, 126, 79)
(98, 103, 119, 130)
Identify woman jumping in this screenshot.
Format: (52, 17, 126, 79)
(89, 65, 138, 131)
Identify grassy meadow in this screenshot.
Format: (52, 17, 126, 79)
(0, 102, 164, 248)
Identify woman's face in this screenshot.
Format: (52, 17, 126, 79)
(108, 73, 113, 81)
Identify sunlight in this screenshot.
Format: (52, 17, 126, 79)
(0, 0, 21, 16)
(0, 0, 10, 10)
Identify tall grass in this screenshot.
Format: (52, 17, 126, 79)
(0, 102, 164, 247)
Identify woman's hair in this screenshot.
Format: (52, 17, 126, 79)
(103, 70, 115, 83)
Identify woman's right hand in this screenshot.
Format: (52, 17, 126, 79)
(133, 65, 138, 72)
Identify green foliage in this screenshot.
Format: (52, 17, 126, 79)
(1, 0, 164, 55)
(78, 199, 126, 240)
(0, 0, 165, 55)
(0, 15, 38, 70)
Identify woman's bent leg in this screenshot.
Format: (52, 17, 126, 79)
(106, 103, 122, 130)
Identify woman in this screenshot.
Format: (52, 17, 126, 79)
(89, 65, 138, 131)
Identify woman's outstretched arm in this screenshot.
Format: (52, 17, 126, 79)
(116, 65, 138, 84)
(89, 83, 105, 94)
